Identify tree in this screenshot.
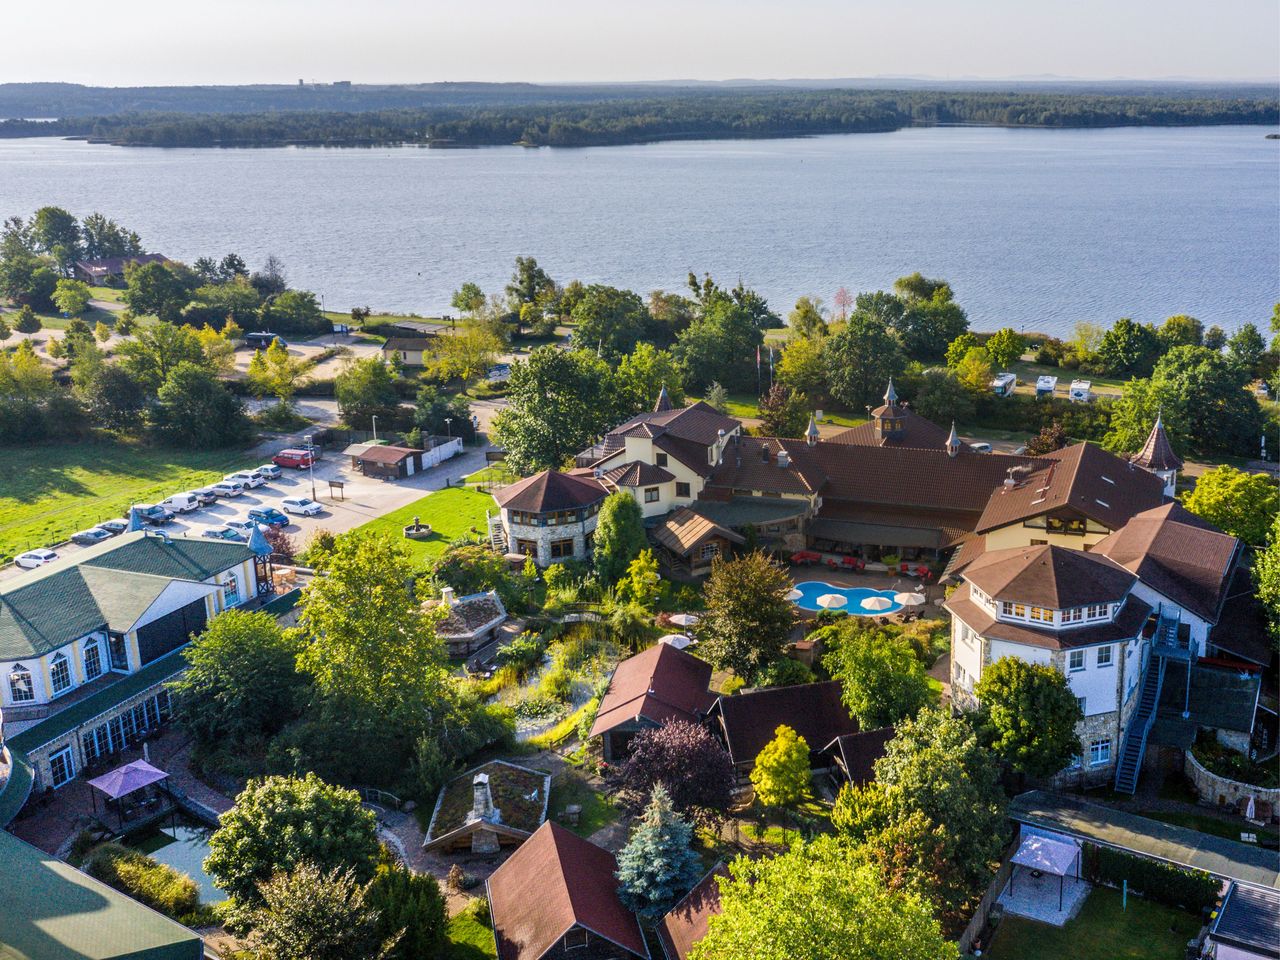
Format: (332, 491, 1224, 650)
(1182, 465, 1279, 546)
(615, 785, 704, 919)
(430, 320, 503, 389)
(1159, 314, 1204, 349)
(335, 356, 399, 429)
(832, 286, 854, 322)
(241, 862, 394, 960)
(75, 363, 146, 430)
(182, 278, 262, 328)
(647, 289, 697, 341)
(1096, 317, 1161, 377)
(984, 328, 1025, 370)
(750, 724, 811, 812)
(1025, 420, 1069, 455)
(617, 548, 662, 609)
(893, 272, 950, 304)
(892, 283, 968, 361)
(776, 336, 829, 401)
(52, 278, 92, 316)
(14, 304, 41, 334)
(297, 533, 446, 718)
(1204, 325, 1227, 352)
(824, 626, 931, 729)
(693, 838, 955, 960)
(31, 206, 81, 266)
(1253, 513, 1280, 653)
(152, 362, 250, 447)
(0, 317, 9, 342)
(704, 381, 729, 412)
(593, 492, 648, 584)
(973, 657, 1083, 779)
(117, 321, 206, 389)
(248, 337, 312, 407)
(954, 346, 994, 393)
(617, 720, 735, 825)
(1068, 321, 1105, 362)
(122, 260, 198, 322)
(833, 707, 1005, 926)
(205, 773, 380, 908)
(1227, 323, 1268, 377)
(0, 252, 58, 310)
(80, 213, 142, 260)
(250, 254, 288, 296)
(615, 342, 685, 415)
(505, 255, 554, 317)
(570, 284, 653, 357)
(450, 281, 486, 317)
(93, 320, 112, 342)
(674, 293, 769, 393)
(824, 311, 905, 410)
(788, 296, 827, 339)
(171, 610, 308, 754)
(260, 289, 326, 335)
(366, 858, 447, 960)
(757, 384, 809, 437)
(491, 346, 617, 473)
(910, 368, 974, 425)
(695, 551, 794, 681)
(193, 322, 240, 377)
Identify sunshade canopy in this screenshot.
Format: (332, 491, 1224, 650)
(88, 759, 169, 800)
(1012, 830, 1080, 877)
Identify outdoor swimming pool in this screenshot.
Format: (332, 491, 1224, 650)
(790, 581, 904, 615)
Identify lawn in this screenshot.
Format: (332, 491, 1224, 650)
(984, 885, 1202, 960)
(443, 900, 497, 960)
(0, 440, 258, 561)
(700, 393, 868, 429)
(548, 770, 619, 838)
(351, 487, 493, 567)
(464, 463, 520, 487)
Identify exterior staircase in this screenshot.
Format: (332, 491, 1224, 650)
(486, 512, 507, 553)
(1114, 653, 1166, 794)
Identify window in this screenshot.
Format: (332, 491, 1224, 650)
(676, 482, 691, 498)
(1062, 607, 1083, 624)
(515, 539, 537, 557)
(656, 453, 668, 468)
(1077, 696, 1087, 715)
(49, 747, 76, 787)
(563, 928, 589, 949)
(549, 538, 575, 559)
(644, 487, 660, 504)
(222, 574, 240, 607)
(1030, 539, 1048, 546)
(8, 665, 34, 703)
(1001, 601, 1027, 619)
(700, 542, 720, 560)
(1096, 645, 1113, 667)
(1029, 606, 1053, 623)
(50, 653, 72, 694)
(1089, 738, 1112, 766)
(1068, 650, 1085, 672)
(83, 642, 103, 682)
(1086, 603, 1109, 621)
(108, 634, 129, 671)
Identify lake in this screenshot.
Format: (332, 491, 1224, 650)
(0, 126, 1275, 335)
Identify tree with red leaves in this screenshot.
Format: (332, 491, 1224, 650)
(617, 719, 735, 827)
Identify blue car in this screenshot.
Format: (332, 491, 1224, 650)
(202, 525, 247, 542)
(247, 507, 289, 528)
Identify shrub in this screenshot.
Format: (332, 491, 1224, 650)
(495, 631, 546, 677)
(68, 829, 99, 865)
(83, 843, 200, 918)
(755, 657, 814, 688)
(721, 675, 746, 695)
(368, 858, 448, 960)
(1084, 845, 1219, 912)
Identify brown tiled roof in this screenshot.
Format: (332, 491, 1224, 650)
(433, 595, 505, 637)
(706, 436, 825, 496)
(654, 434, 717, 477)
(944, 583, 1153, 650)
(590, 644, 717, 739)
(604, 461, 676, 487)
(1090, 502, 1240, 623)
(975, 442, 1166, 534)
(652, 509, 745, 556)
(382, 337, 435, 352)
(711, 681, 858, 767)
(827, 409, 952, 449)
(487, 821, 649, 960)
(609, 402, 739, 447)
(356, 444, 422, 464)
(1210, 566, 1272, 666)
(657, 864, 728, 960)
(494, 471, 607, 513)
(1130, 416, 1183, 472)
(822, 727, 894, 786)
(945, 536, 988, 579)
(963, 544, 1136, 608)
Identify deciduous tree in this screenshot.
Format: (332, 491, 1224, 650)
(750, 724, 811, 812)
(788, 296, 827, 339)
(824, 311, 905, 410)
(243, 862, 394, 960)
(615, 342, 685, 415)
(984, 327, 1025, 370)
(335, 356, 399, 430)
(1182, 465, 1279, 545)
(1096, 317, 1161, 377)
(694, 551, 794, 681)
(757, 383, 809, 437)
(973, 656, 1083, 779)
(52, 278, 92, 316)
(824, 626, 931, 729)
(617, 720, 735, 825)
(593, 492, 648, 584)
(152, 361, 250, 447)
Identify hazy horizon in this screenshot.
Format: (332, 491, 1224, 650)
(4, 0, 1277, 87)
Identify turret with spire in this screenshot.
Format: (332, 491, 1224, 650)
(1129, 411, 1182, 498)
(945, 422, 962, 458)
(805, 414, 820, 447)
(871, 378, 905, 441)
(653, 384, 673, 412)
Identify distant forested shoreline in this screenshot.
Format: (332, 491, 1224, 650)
(0, 88, 1275, 149)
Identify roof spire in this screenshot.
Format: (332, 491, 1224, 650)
(654, 383, 673, 412)
(945, 421, 961, 458)
(884, 378, 898, 406)
(806, 414, 820, 446)
(1130, 410, 1183, 473)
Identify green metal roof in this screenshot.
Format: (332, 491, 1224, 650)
(0, 829, 203, 960)
(0, 533, 251, 661)
(0, 748, 33, 827)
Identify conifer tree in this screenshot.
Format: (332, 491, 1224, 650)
(615, 784, 704, 919)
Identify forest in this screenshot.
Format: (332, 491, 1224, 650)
(1, 87, 1275, 148)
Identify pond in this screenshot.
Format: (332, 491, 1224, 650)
(791, 581, 904, 615)
(128, 814, 226, 904)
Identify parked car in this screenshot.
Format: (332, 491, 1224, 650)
(71, 528, 113, 546)
(225, 471, 265, 489)
(487, 363, 512, 383)
(224, 519, 263, 536)
(256, 463, 283, 480)
(272, 448, 316, 470)
(202, 525, 247, 542)
(211, 481, 245, 498)
(248, 507, 289, 528)
(244, 331, 287, 350)
(97, 519, 129, 536)
(161, 492, 201, 514)
(280, 496, 323, 516)
(969, 442, 993, 454)
(132, 504, 174, 526)
(191, 487, 219, 507)
(16, 548, 58, 569)
(990, 372, 1017, 397)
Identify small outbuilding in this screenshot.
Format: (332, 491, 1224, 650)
(423, 760, 551, 855)
(706, 680, 859, 778)
(352, 444, 425, 479)
(657, 864, 728, 960)
(430, 587, 508, 658)
(652, 508, 744, 576)
(381, 337, 435, 366)
(821, 727, 894, 787)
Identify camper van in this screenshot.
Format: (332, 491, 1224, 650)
(1035, 375, 1058, 398)
(990, 373, 1017, 398)
(1069, 379, 1093, 403)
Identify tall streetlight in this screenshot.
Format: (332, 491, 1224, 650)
(444, 417, 453, 439)
(305, 433, 317, 501)
(371, 415, 379, 442)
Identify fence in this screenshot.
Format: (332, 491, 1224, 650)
(956, 839, 1018, 956)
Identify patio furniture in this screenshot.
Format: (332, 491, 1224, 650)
(88, 759, 172, 830)
(816, 593, 848, 610)
(860, 595, 894, 612)
(790, 550, 821, 566)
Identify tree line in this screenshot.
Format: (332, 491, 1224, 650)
(4, 88, 1274, 148)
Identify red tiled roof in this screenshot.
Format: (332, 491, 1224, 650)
(590, 644, 717, 739)
(604, 461, 676, 487)
(827, 409, 952, 449)
(710, 681, 858, 767)
(1130, 416, 1183, 472)
(657, 864, 728, 960)
(494, 471, 608, 513)
(488, 821, 649, 960)
(963, 544, 1136, 608)
(944, 583, 1153, 650)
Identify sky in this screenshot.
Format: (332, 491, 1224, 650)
(3, 0, 1277, 86)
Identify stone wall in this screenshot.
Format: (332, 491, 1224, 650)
(1184, 751, 1280, 821)
(502, 514, 596, 567)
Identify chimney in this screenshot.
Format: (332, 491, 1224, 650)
(777, 450, 791, 468)
(470, 772, 497, 823)
(441, 586, 455, 607)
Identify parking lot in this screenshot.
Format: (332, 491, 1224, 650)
(0, 443, 491, 582)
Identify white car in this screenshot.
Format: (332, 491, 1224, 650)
(280, 496, 323, 517)
(16, 548, 58, 569)
(256, 463, 283, 480)
(225, 471, 265, 489)
(211, 480, 245, 498)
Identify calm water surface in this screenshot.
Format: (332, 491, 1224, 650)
(1, 126, 1275, 334)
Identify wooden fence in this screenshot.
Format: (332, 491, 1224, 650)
(956, 839, 1019, 956)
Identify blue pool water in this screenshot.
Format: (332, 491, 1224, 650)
(791, 581, 903, 615)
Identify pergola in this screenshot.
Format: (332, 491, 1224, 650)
(1009, 830, 1082, 912)
(87, 760, 172, 830)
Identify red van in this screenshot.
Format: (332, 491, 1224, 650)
(272, 448, 316, 469)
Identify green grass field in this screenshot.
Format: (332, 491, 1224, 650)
(548, 770, 619, 838)
(0, 440, 258, 561)
(984, 886, 1201, 960)
(443, 900, 497, 960)
(351, 487, 493, 567)
(703, 393, 868, 430)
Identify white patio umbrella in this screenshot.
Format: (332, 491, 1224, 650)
(894, 592, 926, 606)
(785, 588, 803, 601)
(860, 595, 894, 612)
(668, 613, 700, 627)
(816, 593, 847, 610)
(659, 633, 693, 649)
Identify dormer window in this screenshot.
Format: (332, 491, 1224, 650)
(8, 665, 34, 703)
(50, 653, 72, 694)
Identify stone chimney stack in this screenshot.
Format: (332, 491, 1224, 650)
(441, 586, 455, 607)
(471, 772, 495, 822)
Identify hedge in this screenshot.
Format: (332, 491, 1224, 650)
(83, 842, 201, 919)
(1083, 844, 1219, 912)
